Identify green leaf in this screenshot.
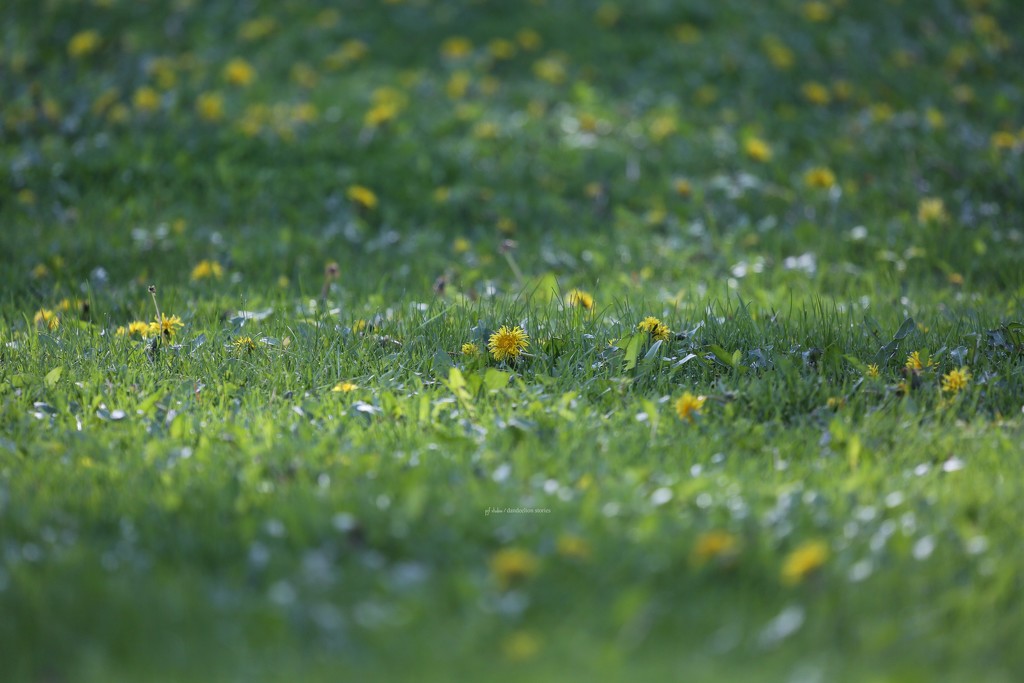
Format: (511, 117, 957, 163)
(623, 333, 645, 371)
(483, 368, 510, 392)
(44, 366, 63, 389)
(893, 317, 915, 340)
(708, 345, 736, 369)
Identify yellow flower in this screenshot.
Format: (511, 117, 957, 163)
(461, 342, 480, 356)
(31, 263, 49, 279)
(516, 29, 542, 51)
(190, 259, 224, 281)
(692, 530, 739, 565)
(533, 57, 567, 85)
(501, 630, 542, 662)
(648, 114, 678, 142)
(675, 391, 707, 422)
(488, 325, 530, 363)
(565, 288, 594, 311)
(453, 237, 471, 254)
(128, 321, 150, 337)
(196, 92, 225, 122)
(325, 40, 369, 70)
(941, 367, 970, 395)
(133, 87, 160, 113)
(761, 35, 794, 70)
(556, 534, 591, 560)
(68, 30, 101, 59)
(446, 70, 471, 99)
(804, 166, 836, 189)
(332, 381, 359, 393)
(33, 309, 60, 330)
(781, 540, 829, 585)
(223, 58, 256, 86)
(364, 102, 398, 127)
(637, 316, 671, 342)
(440, 36, 473, 59)
(865, 364, 880, 379)
(744, 137, 773, 162)
(490, 547, 539, 588)
(905, 351, 934, 372)
(801, 81, 831, 106)
(488, 38, 517, 60)
(802, 1, 832, 22)
(991, 131, 1017, 151)
(150, 314, 184, 339)
(826, 396, 845, 410)
(347, 185, 378, 210)
(232, 336, 257, 353)
(238, 16, 277, 41)
(673, 178, 693, 197)
(917, 198, 947, 223)
(674, 23, 702, 44)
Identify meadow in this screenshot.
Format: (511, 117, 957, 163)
(2, 0, 1023, 680)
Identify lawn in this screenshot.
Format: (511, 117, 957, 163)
(2, 0, 1023, 681)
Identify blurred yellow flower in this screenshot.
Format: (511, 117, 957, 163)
(346, 185, 378, 210)
(991, 131, 1017, 151)
(128, 321, 150, 337)
(238, 16, 277, 41)
(533, 56, 567, 85)
(332, 382, 358, 393)
(490, 547, 539, 588)
(133, 87, 160, 113)
(675, 391, 707, 422)
(488, 38, 517, 60)
(648, 114, 678, 142)
(905, 351, 934, 372)
(565, 288, 594, 311)
(803, 166, 836, 188)
(692, 530, 739, 565)
(34, 309, 60, 330)
(941, 367, 970, 394)
(556, 534, 591, 560)
(232, 336, 257, 353)
(441, 36, 472, 59)
(917, 197, 947, 223)
(190, 260, 224, 281)
(761, 35, 794, 70)
(453, 237, 471, 254)
(224, 58, 256, 86)
(865, 364, 880, 379)
(674, 23, 702, 44)
(801, 81, 831, 106)
(446, 71, 471, 99)
(461, 342, 479, 356)
(516, 29, 542, 51)
(781, 540, 829, 585)
(150, 314, 184, 339)
(802, 1, 832, 22)
(68, 30, 101, 59)
(744, 137, 773, 162)
(196, 92, 225, 122)
(502, 630, 542, 662)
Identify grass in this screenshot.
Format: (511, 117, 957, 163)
(2, 0, 1023, 681)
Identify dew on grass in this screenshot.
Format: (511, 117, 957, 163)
(942, 456, 966, 472)
(269, 580, 297, 606)
(884, 491, 905, 508)
(651, 487, 673, 506)
(758, 605, 805, 648)
(966, 536, 989, 555)
(849, 559, 873, 583)
(913, 536, 936, 561)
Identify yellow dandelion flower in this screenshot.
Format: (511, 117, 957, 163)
(133, 87, 160, 113)
(674, 23, 702, 44)
(866, 364, 880, 379)
(502, 630, 542, 662)
(802, 1, 832, 22)
(440, 36, 473, 59)
(68, 30, 101, 59)
(128, 321, 150, 337)
(223, 58, 256, 86)
(781, 540, 829, 585)
(675, 391, 707, 423)
(116, 325, 127, 337)
(488, 38, 517, 60)
(674, 178, 693, 197)
(196, 92, 225, 122)
(556, 534, 591, 560)
(533, 57, 566, 85)
(461, 342, 480, 356)
(352, 319, 368, 333)
(804, 166, 836, 189)
(190, 260, 224, 281)
(991, 131, 1017, 151)
(516, 28, 542, 51)
(453, 237, 471, 254)
(331, 381, 359, 393)
(948, 272, 964, 286)
(347, 185, 378, 210)
(490, 547, 539, 589)
(648, 114, 678, 142)
(238, 16, 277, 41)
(232, 336, 257, 353)
(826, 396, 845, 410)
(761, 35, 794, 70)
(33, 309, 60, 330)
(917, 197, 947, 223)
(905, 351, 934, 372)
(364, 102, 398, 127)
(565, 288, 594, 311)
(692, 530, 739, 565)
(488, 325, 530, 363)
(801, 81, 831, 106)
(941, 367, 970, 395)
(446, 70, 471, 99)
(744, 137, 773, 162)
(150, 314, 184, 339)
(637, 316, 671, 342)
(31, 263, 49, 279)
(314, 9, 341, 29)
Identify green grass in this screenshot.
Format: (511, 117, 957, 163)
(2, 0, 1023, 681)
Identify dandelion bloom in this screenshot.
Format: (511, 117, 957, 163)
(801, 81, 831, 106)
(346, 185, 378, 210)
(865, 364, 880, 379)
(190, 260, 224, 281)
(637, 316, 671, 342)
(804, 167, 836, 188)
(150, 314, 184, 339)
(692, 530, 739, 565)
(781, 540, 829, 585)
(133, 87, 160, 113)
(461, 342, 479, 356)
(196, 92, 225, 122)
(744, 137, 773, 162)
(223, 58, 256, 86)
(917, 198, 947, 223)
(232, 336, 257, 353)
(331, 381, 358, 393)
(488, 325, 529, 363)
(440, 36, 473, 59)
(127, 321, 150, 337)
(675, 391, 707, 422)
(68, 30, 101, 59)
(565, 288, 594, 310)
(490, 547, 539, 588)
(905, 351, 933, 372)
(941, 367, 970, 394)
(33, 309, 60, 330)
(556, 534, 591, 560)
(502, 631, 541, 662)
